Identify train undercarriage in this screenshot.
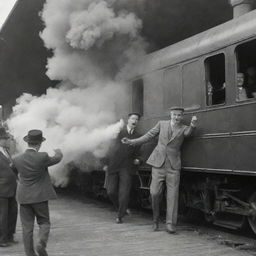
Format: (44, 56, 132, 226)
(68, 167, 256, 235)
(178, 171, 256, 234)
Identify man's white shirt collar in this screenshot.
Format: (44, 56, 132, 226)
(127, 125, 134, 134)
(0, 147, 8, 157)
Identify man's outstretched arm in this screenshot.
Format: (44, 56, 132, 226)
(122, 122, 161, 146)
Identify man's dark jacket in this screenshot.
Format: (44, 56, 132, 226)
(108, 127, 141, 174)
(13, 149, 62, 204)
(0, 152, 17, 197)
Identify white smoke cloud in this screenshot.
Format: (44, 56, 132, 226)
(66, 1, 141, 50)
(7, 0, 146, 186)
(40, 0, 146, 84)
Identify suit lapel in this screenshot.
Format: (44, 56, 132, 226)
(167, 122, 172, 141)
(0, 151, 10, 164)
(168, 124, 183, 144)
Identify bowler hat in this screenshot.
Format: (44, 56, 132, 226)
(0, 127, 10, 139)
(23, 130, 46, 143)
(168, 106, 185, 112)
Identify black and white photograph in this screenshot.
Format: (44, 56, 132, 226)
(1, 0, 256, 255)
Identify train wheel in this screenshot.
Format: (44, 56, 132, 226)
(179, 189, 202, 221)
(248, 192, 256, 234)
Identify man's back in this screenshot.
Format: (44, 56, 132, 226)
(14, 149, 62, 204)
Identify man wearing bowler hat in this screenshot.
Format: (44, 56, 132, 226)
(13, 130, 63, 256)
(0, 127, 18, 247)
(123, 107, 198, 234)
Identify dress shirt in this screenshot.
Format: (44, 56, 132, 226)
(127, 125, 134, 135)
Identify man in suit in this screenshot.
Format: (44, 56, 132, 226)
(0, 127, 18, 247)
(106, 113, 141, 224)
(13, 130, 63, 256)
(123, 107, 197, 233)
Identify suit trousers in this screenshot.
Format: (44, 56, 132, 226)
(150, 158, 180, 226)
(107, 167, 132, 218)
(20, 201, 50, 256)
(0, 197, 17, 243)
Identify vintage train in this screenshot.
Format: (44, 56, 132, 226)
(126, 8, 256, 234)
(69, 8, 256, 235)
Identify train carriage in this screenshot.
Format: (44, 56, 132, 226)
(125, 9, 256, 234)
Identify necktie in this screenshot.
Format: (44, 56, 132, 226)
(3, 147, 12, 163)
(168, 125, 173, 140)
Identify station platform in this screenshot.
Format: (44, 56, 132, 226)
(1, 191, 252, 256)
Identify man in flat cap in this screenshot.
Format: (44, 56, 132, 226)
(105, 113, 141, 224)
(0, 127, 18, 247)
(123, 107, 197, 234)
(13, 130, 63, 256)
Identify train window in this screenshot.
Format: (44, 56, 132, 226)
(235, 40, 256, 101)
(131, 79, 144, 115)
(205, 53, 226, 106)
(182, 61, 201, 110)
(163, 66, 182, 108)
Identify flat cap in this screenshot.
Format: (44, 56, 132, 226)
(128, 112, 141, 118)
(168, 106, 185, 112)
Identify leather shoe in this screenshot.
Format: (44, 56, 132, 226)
(36, 243, 48, 256)
(125, 209, 131, 216)
(115, 217, 123, 224)
(166, 224, 176, 234)
(153, 222, 159, 231)
(0, 242, 9, 247)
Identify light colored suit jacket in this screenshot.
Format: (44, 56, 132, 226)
(13, 149, 62, 204)
(132, 120, 194, 169)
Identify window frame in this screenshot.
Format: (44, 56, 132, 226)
(204, 51, 227, 108)
(234, 38, 256, 103)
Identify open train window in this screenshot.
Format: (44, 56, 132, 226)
(131, 78, 143, 116)
(235, 39, 256, 101)
(205, 53, 226, 106)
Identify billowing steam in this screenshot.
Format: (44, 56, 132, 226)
(7, 0, 146, 186)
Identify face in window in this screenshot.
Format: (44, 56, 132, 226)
(127, 114, 140, 129)
(237, 73, 244, 87)
(170, 110, 184, 125)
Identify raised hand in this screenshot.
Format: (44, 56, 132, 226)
(190, 116, 198, 127)
(133, 159, 140, 165)
(121, 137, 130, 144)
(54, 149, 63, 158)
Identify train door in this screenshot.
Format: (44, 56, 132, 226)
(228, 38, 256, 173)
(201, 52, 234, 171)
